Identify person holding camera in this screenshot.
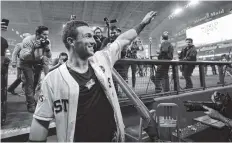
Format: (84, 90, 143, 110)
(152, 33, 173, 93)
(179, 38, 197, 89)
(19, 26, 51, 113)
(203, 105, 232, 141)
(100, 25, 121, 50)
(203, 106, 232, 128)
(93, 27, 106, 53)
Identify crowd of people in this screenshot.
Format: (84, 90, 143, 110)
(1, 10, 232, 142)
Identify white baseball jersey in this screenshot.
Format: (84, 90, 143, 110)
(33, 40, 125, 142)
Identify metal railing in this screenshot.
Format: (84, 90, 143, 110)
(114, 59, 232, 101)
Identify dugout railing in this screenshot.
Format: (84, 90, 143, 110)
(114, 59, 232, 104)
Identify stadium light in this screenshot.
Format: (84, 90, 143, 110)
(92, 26, 96, 31)
(189, 0, 200, 6)
(173, 8, 183, 15)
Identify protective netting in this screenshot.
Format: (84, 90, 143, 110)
(113, 61, 232, 99)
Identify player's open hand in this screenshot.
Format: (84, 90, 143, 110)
(141, 11, 157, 25)
(203, 105, 222, 120)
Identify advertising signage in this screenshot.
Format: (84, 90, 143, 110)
(186, 14, 232, 47)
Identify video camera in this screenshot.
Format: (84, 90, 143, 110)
(184, 92, 231, 113)
(1, 19, 9, 31)
(40, 39, 50, 47)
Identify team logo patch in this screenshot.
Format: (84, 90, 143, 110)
(99, 66, 105, 73)
(85, 79, 96, 90)
(39, 95, 45, 102)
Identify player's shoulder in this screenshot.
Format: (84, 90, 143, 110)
(22, 35, 35, 43)
(16, 43, 23, 47)
(43, 67, 61, 84)
(52, 58, 59, 66)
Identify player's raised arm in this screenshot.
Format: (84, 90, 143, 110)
(116, 11, 157, 49)
(103, 11, 157, 66)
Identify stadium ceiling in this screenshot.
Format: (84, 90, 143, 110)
(1, 1, 232, 52)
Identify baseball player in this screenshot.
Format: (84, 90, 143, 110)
(29, 11, 157, 142)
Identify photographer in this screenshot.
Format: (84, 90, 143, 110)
(203, 106, 232, 128)
(49, 52, 68, 72)
(152, 33, 173, 93)
(19, 26, 51, 113)
(101, 26, 121, 50)
(93, 27, 106, 53)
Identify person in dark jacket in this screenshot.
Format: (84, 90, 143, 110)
(152, 33, 173, 93)
(100, 26, 121, 50)
(93, 27, 106, 53)
(127, 37, 144, 89)
(179, 38, 197, 89)
(210, 57, 217, 75)
(1, 36, 10, 125)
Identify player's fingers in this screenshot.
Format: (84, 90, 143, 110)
(202, 105, 210, 110)
(204, 111, 210, 114)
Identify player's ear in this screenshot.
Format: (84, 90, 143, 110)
(67, 37, 75, 47)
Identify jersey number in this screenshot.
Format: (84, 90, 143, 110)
(108, 78, 112, 88)
(54, 99, 69, 114)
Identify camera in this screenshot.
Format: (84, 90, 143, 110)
(1, 19, 9, 31)
(184, 92, 231, 113)
(183, 101, 223, 112)
(63, 57, 68, 62)
(40, 39, 50, 47)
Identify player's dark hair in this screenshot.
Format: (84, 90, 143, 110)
(62, 20, 89, 50)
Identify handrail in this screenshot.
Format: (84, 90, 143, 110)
(116, 59, 232, 65)
(114, 58, 231, 95)
(112, 68, 159, 140)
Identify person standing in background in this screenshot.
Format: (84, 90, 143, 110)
(19, 26, 52, 113)
(127, 37, 144, 89)
(210, 57, 217, 75)
(1, 36, 10, 125)
(152, 33, 173, 93)
(93, 27, 106, 53)
(7, 33, 31, 95)
(179, 38, 197, 89)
